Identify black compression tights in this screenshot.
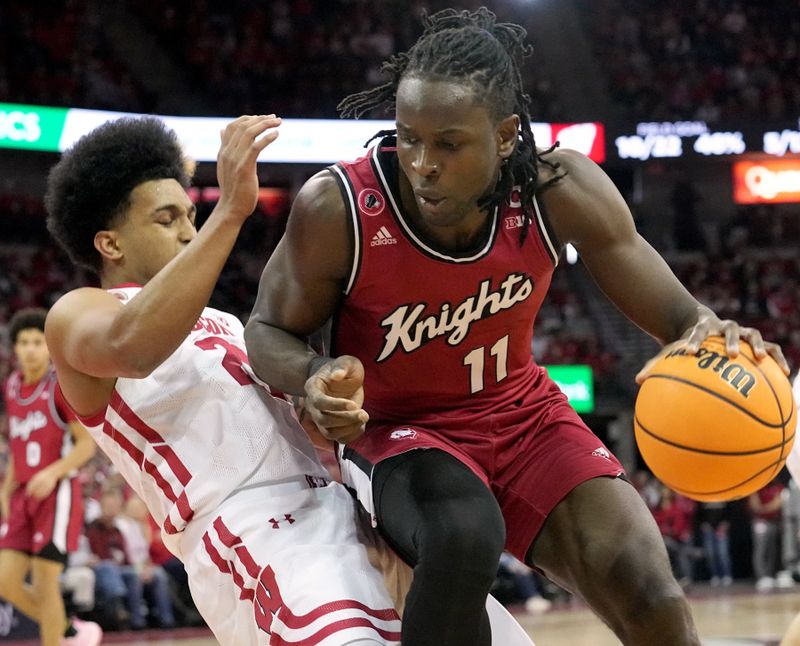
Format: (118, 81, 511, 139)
(372, 449, 506, 646)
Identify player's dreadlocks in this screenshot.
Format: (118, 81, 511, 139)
(338, 6, 565, 245)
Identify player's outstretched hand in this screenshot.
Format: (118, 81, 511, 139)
(304, 355, 368, 444)
(216, 114, 281, 225)
(636, 313, 789, 384)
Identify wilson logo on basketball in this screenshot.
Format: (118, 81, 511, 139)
(358, 189, 385, 216)
(665, 347, 756, 398)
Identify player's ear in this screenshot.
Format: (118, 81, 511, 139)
(94, 230, 124, 263)
(497, 114, 519, 161)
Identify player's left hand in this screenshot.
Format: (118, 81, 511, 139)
(304, 355, 368, 444)
(636, 313, 789, 384)
(25, 467, 60, 500)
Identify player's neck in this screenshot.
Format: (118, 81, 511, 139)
(21, 363, 48, 385)
(99, 266, 146, 290)
(398, 176, 491, 251)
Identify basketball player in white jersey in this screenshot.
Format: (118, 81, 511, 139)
(42, 115, 535, 646)
(782, 373, 800, 646)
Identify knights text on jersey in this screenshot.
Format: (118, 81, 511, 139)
(3, 370, 75, 484)
(76, 286, 330, 552)
(329, 139, 559, 423)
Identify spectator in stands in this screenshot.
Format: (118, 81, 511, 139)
(653, 485, 697, 587)
(496, 552, 552, 615)
(749, 481, 786, 592)
(115, 495, 176, 629)
(85, 488, 148, 630)
(697, 501, 733, 586)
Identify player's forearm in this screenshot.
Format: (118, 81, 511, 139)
(50, 432, 96, 479)
(107, 214, 243, 376)
(244, 320, 326, 396)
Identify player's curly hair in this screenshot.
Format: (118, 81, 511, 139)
(9, 307, 47, 344)
(337, 6, 565, 245)
(45, 117, 190, 273)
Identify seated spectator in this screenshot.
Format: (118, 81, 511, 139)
(116, 495, 176, 629)
(495, 552, 552, 615)
(61, 535, 97, 616)
(653, 485, 697, 587)
(85, 488, 148, 630)
(697, 501, 733, 586)
(749, 481, 785, 592)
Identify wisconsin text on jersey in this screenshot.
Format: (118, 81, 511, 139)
(376, 272, 534, 361)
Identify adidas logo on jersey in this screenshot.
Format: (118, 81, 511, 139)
(370, 226, 397, 247)
(592, 447, 611, 461)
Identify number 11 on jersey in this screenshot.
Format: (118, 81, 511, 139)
(463, 335, 509, 394)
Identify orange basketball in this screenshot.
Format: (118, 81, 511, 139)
(634, 336, 796, 502)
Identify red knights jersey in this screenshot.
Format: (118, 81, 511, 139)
(3, 369, 77, 483)
(329, 137, 560, 423)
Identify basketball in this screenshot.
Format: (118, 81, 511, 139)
(635, 336, 796, 502)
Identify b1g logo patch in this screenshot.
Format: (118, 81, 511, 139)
(390, 428, 418, 440)
(358, 189, 385, 216)
(505, 215, 524, 230)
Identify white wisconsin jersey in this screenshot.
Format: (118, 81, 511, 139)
(789, 372, 800, 484)
(78, 285, 329, 557)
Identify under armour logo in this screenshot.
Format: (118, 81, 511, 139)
(268, 514, 296, 529)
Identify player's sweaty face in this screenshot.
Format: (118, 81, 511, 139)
(395, 77, 505, 226)
(114, 179, 197, 282)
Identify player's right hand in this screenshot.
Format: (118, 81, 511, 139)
(215, 114, 281, 224)
(304, 355, 368, 444)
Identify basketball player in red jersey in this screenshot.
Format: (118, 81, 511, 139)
(0, 308, 102, 646)
(42, 114, 534, 646)
(245, 7, 789, 646)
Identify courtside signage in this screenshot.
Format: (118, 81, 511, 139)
(0, 102, 606, 164)
(544, 364, 595, 413)
(0, 104, 68, 151)
(733, 160, 800, 204)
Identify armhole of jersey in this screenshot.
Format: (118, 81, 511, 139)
(48, 378, 72, 431)
(327, 164, 362, 296)
(531, 194, 560, 266)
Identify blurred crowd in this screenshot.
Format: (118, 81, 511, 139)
(635, 471, 799, 594)
(583, 0, 800, 122)
(0, 0, 152, 112)
(3, 0, 559, 120)
(7, 0, 800, 124)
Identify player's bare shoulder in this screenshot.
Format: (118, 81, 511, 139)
(535, 147, 599, 193)
(284, 169, 352, 280)
(290, 170, 348, 227)
(534, 147, 631, 246)
(46, 287, 122, 343)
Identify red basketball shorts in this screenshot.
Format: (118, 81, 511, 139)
(339, 371, 625, 562)
(0, 477, 83, 559)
